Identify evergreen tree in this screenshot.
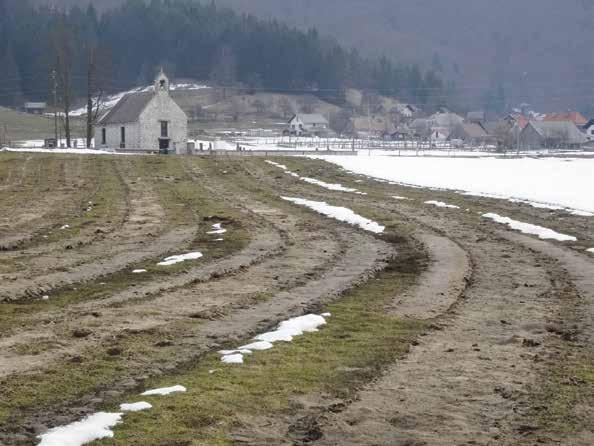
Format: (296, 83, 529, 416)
(0, 44, 24, 107)
(0, 0, 448, 109)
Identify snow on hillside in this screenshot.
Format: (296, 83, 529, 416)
(70, 83, 210, 117)
(316, 156, 594, 214)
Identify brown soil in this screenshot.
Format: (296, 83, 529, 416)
(1, 154, 592, 445)
(222, 157, 594, 446)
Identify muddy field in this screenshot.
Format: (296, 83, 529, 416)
(0, 152, 592, 446)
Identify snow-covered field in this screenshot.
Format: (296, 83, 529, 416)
(317, 156, 594, 214)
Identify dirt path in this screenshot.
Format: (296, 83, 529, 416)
(225, 158, 592, 446)
(387, 231, 471, 319)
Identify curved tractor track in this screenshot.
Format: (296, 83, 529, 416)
(0, 155, 394, 443)
(222, 157, 593, 446)
(0, 154, 592, 445)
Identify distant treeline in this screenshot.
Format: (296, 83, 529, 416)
(0, 0, 447, 108)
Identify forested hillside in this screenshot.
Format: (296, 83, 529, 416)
(207, 0, 594, 112)
(27, 0, 594, 111)
(0, 0, 445, 109)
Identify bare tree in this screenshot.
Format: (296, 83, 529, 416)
(277, 97, 294, 119)
(86, 46, 112, 147)
(230, 96, 247, 122)
(52, 22, 74, 148)
(252, 98, 267, 114)
(492, 121, 514, 152)
(362, 92, 384, 115)
(329, 109, 354, 136)
(297, 94, 317, 113)
(52, 19, 75, 148)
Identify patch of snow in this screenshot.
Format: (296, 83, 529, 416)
(60, 225, 70, 230)
(568, 209, 594, 217)
(255, 314, 327, 343)
(300, 176, 360, 193)
(266, 160, 364, 194)
(71, 83, 210, 117)
(482, 213, 577, 242)
(317, 156, 594, 215)
(221, 354, 244, 364)
(119, 402, 152, 412)
(141, 385, 186, 396)
(42, 295, 50, 301)
(265, 160, 288, 170)
(321, 312, 332, 317)
(132, 269, 147, 274)
(425, 200, 460, 209)
(157, 252, 203, 266)
(219, 314, 329, 365)
(218, 349, 253, 355)
(392, 196, 411, 201)
(586, 248, 594, 254)
(208, 229, 227, 235)
(238, 341, 274, 351)
(2, 147, 118, 156)
(282, 197, 384, 234)
(208, 223, 227, 235)
(37, 412, 123, 446)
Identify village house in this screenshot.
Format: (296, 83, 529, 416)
(431, 112, 465, 131)
(23, 102, 46, 115)
(448, 121, 492, 146)
(466, 110, 487, 124)
(286, 113, 329, 136)
(543, 111, 588, 126)
(430, 127, 450, 142)
(582, 119, 594, 141)
(96, 70, 188, 153)
(353, 115, 396, 138)
(520, 121, 587, 150)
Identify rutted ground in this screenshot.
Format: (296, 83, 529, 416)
(0, 154, 592, 445)
(209, 157, 593, 445)
(0, 155, 394, 444)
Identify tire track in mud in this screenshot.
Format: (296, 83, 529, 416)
(0, 156, 70, 250)
(0, 157, 107, 251)
(0, 160, 202, 302)
(1, 160, 395, 440)
(228, 159, 591, 446)
(492, 231, 594, 445)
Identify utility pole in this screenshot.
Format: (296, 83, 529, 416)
(52, 68, 58, 146)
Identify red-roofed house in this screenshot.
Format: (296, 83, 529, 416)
(544, 111, 588, 126)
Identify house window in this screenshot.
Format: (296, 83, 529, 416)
(101, 128, 106, 145)
(120, 126, 126, 148)
(161, 121, 168, 138)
